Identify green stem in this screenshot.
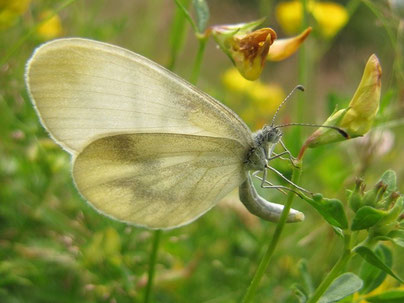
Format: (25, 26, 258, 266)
(168, 0, 191, 71)
(173, 0, 198, 33)
(144, 230, 162, 303)
(307, 232, 352, 303)
(242, 165, 302, 303)
(191, 37, 207, 84)
(295, 0, 309, 147)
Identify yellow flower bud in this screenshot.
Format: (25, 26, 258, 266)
(267, 27, 312, 61)
(340, 54, 382, 136)
(305, 54, 382, 148)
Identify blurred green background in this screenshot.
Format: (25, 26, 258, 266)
(1, 0, 403, 302)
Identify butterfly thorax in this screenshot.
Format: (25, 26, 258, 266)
(244, 125, 283, 171)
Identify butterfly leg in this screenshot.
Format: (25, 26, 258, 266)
(268, 151, 290, 161)
(252, 172, 304, 199)
(279, 139, 298, 167)
(239, 172, 304, 223)
(266, 166, 312, 194)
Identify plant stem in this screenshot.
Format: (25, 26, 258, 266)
(295, 0, 309, 148)
(242, 165, 302, 303)
(307, 232, 352, 303)
(191, 37, 207, 84)
(144, 230, 162, 303)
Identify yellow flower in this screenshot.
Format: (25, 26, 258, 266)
(276, 0, 348, 38)
(212, 19, 277, 80)
(305, 54, 382, 148)
(275, 1, 303, 35)
(222, 68, 285, 127)
(37, 10, 63, 40)
(340, 54, 381, 135)
(0, 0, 31, 30)
(211, 18, 311, 80)
(310, 1, 349, 38)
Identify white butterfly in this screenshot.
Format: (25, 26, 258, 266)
(25, 38, 304, 229)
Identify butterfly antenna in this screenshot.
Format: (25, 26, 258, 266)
(276, 122, 349, 138)
(270, 85, 305, 127)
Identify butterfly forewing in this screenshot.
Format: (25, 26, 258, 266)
(72, 133, 246, 229)
(26, 38, 253, 154)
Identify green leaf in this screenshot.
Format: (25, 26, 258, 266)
(298, 259, 314, 296)
(292, 283, 308, 303)
(380, 170, 397, 193)
(387, 230, 404, 247)
(192, 0, 210, 33)
(302, 194, 348, 229)
(359, 244, 392, 294)
(318, 273, 363, 303)
(351, 206, 384, 231)
(366, 289, 404, 302)
(354, 246, 404, 283)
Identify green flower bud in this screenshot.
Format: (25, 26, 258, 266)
(348, 177, 365, 212)
(362, 181, 387, 207)
(372, 197, 403, 236)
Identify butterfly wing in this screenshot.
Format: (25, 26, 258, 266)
(25, 38, 253, 154)
(72, 133, 246, 229)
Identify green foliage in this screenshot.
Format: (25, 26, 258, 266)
(380, 170, 397, 193)
(354, 246, 403, 283)
(351, 206, 385, 231)
(366, 289, 404, 303)
(318, 273, 363, 303)
(359, 244, 392, 295)
(386, 230, 404, 247)
(301, 194, 348, 229)
(192, 0, 210, 33)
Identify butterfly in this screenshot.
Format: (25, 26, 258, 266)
(25, 38, 304, 229)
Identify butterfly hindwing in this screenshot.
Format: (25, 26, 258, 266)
(72, 133, 246, 229)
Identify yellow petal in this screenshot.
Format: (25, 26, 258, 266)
(37, 10, 64, 40)
(341, 54, 382, 135)
(275, 1, 303, 35)
(268, 27, 312, 61)
(311, 2, 349, 38)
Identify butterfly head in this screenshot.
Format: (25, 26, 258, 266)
(245, 125, 283, 171)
